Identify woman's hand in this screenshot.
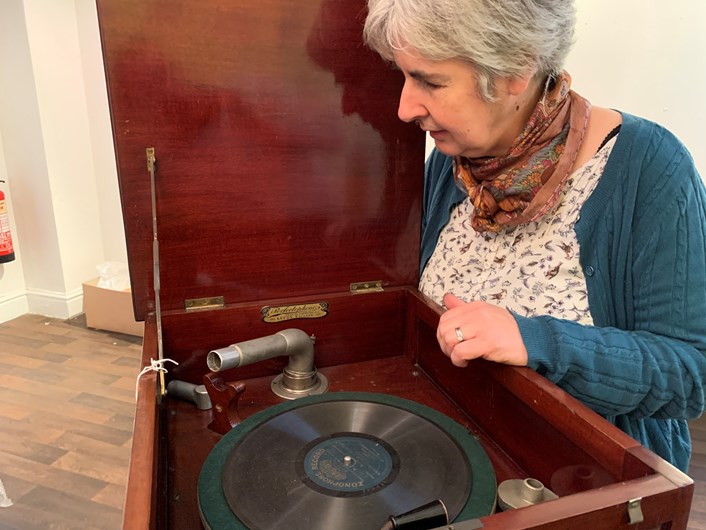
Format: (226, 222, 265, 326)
(437, 293, 529, 368)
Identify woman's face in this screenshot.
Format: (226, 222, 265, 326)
(393, 50, 526, 159)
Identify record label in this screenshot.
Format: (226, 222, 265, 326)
(300, 432, 399, 495)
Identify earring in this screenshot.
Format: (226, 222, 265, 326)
(539, 75, 553, 115)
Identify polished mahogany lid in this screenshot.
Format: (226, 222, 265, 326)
(96, 0, 425, 319)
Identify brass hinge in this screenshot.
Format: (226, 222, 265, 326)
(185, 296, 225, 312)
(627, 498, 644, 525)
(350, 281, 383, 294)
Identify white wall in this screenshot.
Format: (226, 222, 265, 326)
(75, 0, 126, 263)
(568, 0, 705, 173)
(0, 0, 124, 323)
(0, 0, 704, 324)
(426, 0, 706, 176)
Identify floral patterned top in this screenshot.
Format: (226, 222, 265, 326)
(419, 136, 617, 324)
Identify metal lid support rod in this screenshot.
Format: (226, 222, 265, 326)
(146, 147, 167, 399)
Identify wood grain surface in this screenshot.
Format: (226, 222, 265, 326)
(1, 313, 705, 528)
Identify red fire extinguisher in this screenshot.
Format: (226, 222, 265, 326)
(0, 180, 15, 263)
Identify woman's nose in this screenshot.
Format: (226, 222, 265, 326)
(397, 81, 427, 123)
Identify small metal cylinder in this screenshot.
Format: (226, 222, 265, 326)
(497, 477, 558, 511)
(206, 345, 241, 372)
(520, 478, 544, 503)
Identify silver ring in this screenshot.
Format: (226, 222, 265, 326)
(455, 327, 465, 343)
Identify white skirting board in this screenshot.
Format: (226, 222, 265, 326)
(0, 285, 83, 324)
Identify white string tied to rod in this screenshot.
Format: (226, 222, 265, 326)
(135, 358, 179, 400)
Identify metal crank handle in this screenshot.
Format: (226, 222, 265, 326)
(166, 380, 212, 410)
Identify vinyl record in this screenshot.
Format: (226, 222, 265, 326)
(198, 392, 496, 530)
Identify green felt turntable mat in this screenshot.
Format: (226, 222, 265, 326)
(198, 392, 496, 529)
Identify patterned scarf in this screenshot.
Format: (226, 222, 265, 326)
(454, 71, 591, 232)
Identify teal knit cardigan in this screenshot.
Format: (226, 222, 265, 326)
(421, 113, 706, 472)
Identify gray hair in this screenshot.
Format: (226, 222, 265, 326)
(363, 0, 576, 100)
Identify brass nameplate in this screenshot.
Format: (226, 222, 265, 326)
(185, 296, 225, 312)
(261, 302, 329, 323)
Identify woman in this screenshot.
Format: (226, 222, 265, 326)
(364, 0, 706, 472)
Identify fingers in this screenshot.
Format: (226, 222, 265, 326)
(435, 295, 529, 368)
(448, 339, 471, 367)
(437, 320, 472, 356)
(442, 292, 464, 310)
(438, 323, 480, 368)
(437, 300, 479, 354)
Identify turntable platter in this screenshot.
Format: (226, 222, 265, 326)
(198, 392, 496, 529)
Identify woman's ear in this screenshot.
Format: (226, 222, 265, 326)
(506, 72, 536, 96)
(492, 69, 538, 101)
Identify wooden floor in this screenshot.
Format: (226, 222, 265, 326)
(0, 314, 141, 530)
(0, 313, 705, 529)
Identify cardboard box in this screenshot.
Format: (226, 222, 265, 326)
(82, 277, 144, 337)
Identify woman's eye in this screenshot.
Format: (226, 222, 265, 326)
(420, 79, 441, 90)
